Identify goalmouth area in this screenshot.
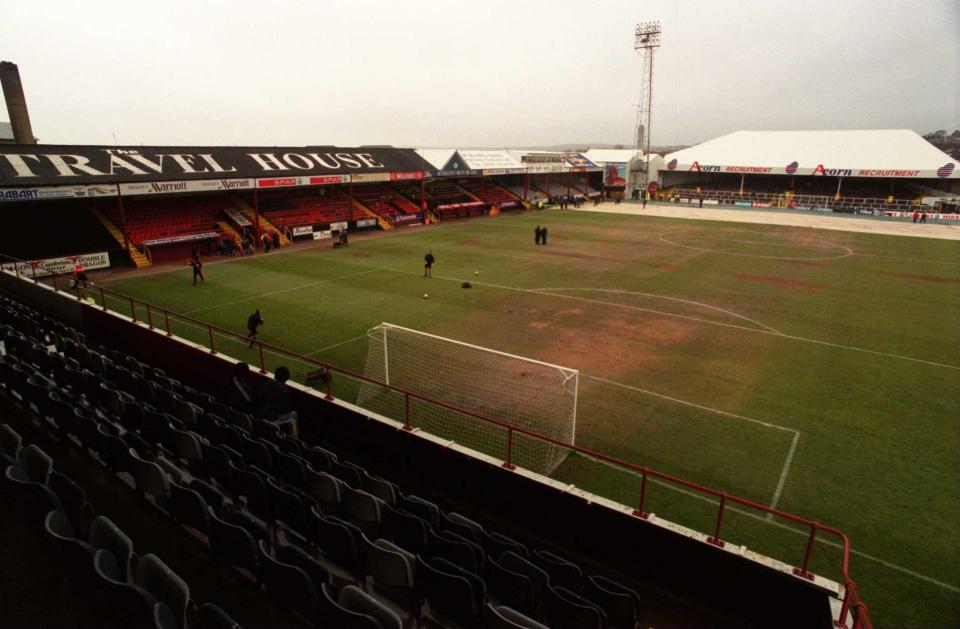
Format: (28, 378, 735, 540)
(51, 205, 960, 629)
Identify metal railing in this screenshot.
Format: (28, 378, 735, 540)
(1, 253, 872, 629)
(672, 188, 919, 214)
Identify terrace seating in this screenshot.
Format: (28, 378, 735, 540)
(259, 190, 360, 227)
(103, 196, 228, 246)
(0, 290, 666, 629)
(459, 180, 519, 207)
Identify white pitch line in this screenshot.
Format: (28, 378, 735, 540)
(533, 287, 782, 334)
(768, 432, 800, 516)
(582, 454, 960, 594)
(658, 230, 854, 261)
(184, 268, 383, 314)
(304, 334, 367, 357)
(387, 269, 960, 371)
(581, 373, 798, 434)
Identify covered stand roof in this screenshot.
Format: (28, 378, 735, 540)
(663, 130, 958, 179)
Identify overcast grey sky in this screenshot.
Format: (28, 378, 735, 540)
(1, 0, 957, 148)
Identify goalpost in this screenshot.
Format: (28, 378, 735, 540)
(356, 323, 578, 475)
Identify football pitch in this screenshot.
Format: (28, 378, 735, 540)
(101, 208, 960, 628)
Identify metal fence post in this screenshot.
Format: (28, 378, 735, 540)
(707, 492, 727, 547)
(52, 274, 58, 292)
(146, 304, 154, 329)
(403, 393, 413, 431)
(208, 327, 216, 354)
(632, 467, 650, 519)
(835, 580, 854, 628)
(100, 286, 108, 311)
(258, 343, 267, 374)
(164, 311, 172, 336)
(794, 522, 818, 580)
(502, 427, 516, 470)
(129, 297, 136, 321)
(324, 367, 333, 401)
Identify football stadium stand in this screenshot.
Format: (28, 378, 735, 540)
(0, 255, 874, 629)
(103, 195, 227, 248)
(259, 190, 359, 228)
(458, 180, 520, 208)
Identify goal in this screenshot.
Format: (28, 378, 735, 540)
(355, 323, 578, 475)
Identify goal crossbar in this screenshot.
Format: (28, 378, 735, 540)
(356, 322, 579, 475)
(375, 323, 579, 378)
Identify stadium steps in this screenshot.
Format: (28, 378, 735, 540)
(216, 220, 242, 244)
(454, 183, 483, 202)
(89, 207, 151, 268)
(351, 198, 393, 230)
(233, 197, 291, 245)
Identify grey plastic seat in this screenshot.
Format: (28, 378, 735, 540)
(301, 444, 337, 472)
(584, 574, 642, 629)
(398, 494, 440, 528)
(275, 451, 307, 488)
(89, 515, 135, 583)
(305, 465, 345, 515)
(171, 428, 203, 467)
(444, 512, 484, 544)
(344, 486, 384, 536)
(93, 549, 160, 625)
(209, 511, 259, 573)
(49, 470, 89, 534)
(4, 464, 63, 526)
(44, 510, 97, 586)
(129, 449, 171, 502)
(533, 549, 583, 593)
(0, 423, 22, 462)
(276, 542, 331, 593)
(418, 555, 479, 629)
(170, 397, 201, 426)
(484, 603, 550, 629)
(542, 585, 605, 629)
(259, 540, 320, 625)
(313, 508, 364, 581)
(135, 553, 191, 629)
(19, 443, 53, 484)
(195, 602, 242, 629)
(153, 602, 179, 629)
(169, 481, 211, 537)
(359, 470, 399, 505)
(317, 582, 382, 629)
(382, 504, 430, 555)
(364, 536, 419, 616)
(482, 530, 529, 559)
(485, 556, 536, 617)
(339, 584, 403, 629)
(499, 551, 550, 614)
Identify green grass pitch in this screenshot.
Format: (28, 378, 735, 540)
(102, 209, 960, 628)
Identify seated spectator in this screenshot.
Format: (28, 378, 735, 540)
(256, 366, 298, 436)
(220, 362, 254, 413)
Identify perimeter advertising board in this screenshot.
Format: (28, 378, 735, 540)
(1, 251, 111, 277)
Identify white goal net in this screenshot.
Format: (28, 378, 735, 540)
(355, 323, 578, 475)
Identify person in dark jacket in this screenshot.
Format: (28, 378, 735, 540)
(256, 366, 298, 435)
(220, 362, 254, 413)
(246, 309, 264, 349)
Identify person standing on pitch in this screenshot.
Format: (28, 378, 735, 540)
(423, 250, 435, 277)
(541, 226, 548, 245)
(535, 225, 542, 245)
(246, 309, 264, 349)
(189, 255, 204, 285)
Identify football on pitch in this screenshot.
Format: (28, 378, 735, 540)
(474, 271, 479, 275)
(423, 293, 429, 299)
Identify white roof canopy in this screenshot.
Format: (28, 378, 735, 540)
(663, 130, 958, 179)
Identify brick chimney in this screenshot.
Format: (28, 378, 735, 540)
(0, 61, 37, 144)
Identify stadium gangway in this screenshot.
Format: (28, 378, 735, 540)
(1, 253, 873, 629)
